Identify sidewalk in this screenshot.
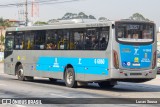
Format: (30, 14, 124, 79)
(0, 63, 4, 74)
(144, 75, 160, 86)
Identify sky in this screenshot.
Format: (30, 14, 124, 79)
(0, 0, 160, 29)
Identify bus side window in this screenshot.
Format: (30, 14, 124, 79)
(99, 27, 109, 50)
(85, 36, 92, 50)
(15, 32, 24, 50)
(69, 33, 75, 50)
(59, 41, 64, 49)
(25, 32, 35, 50)
(46, 30, 58, 50)
(21, 41, 24, 49)
(34, 31, 45, 50)
(57, 30, 70, 50)
(27, 40, 31, 49)
(73, 31, 84, 50)
(100, 37, 107, 48)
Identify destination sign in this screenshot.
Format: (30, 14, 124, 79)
(127, 25, 140, 30)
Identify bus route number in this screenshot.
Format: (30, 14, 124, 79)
(94, 59, 105, 65)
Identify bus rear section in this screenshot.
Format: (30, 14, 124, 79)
(111, 21, 157, 82)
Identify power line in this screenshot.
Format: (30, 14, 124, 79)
(0, 0, 83, 8)
(39, 0, 81, 5)
(0, 0, 57, 7)
(0, 0, 85, 25)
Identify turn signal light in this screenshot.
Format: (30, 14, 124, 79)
(152, 51, 156, 69)
(113, 50, 119, 69)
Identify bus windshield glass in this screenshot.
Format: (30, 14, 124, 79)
(115, 22, 154, 43)
(5, 36, 14, 51)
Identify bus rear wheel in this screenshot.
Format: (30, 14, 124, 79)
(98, 81, 115, 89)
(64, 68, 77, 88)
(17, 64, 25, 81)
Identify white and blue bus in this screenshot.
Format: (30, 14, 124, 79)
(4, 20, 157, 88)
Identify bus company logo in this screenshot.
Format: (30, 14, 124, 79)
(122, 48, 131, 53)
(17, 56, 21, 60)
(134, 57, 139, 63)
(127, 62, 131, 66)
(134, 48, 139, 55)
(122, 61, 127, 66)
(2, 99, 11, 104)
(144, 53, 148, 59)
(123, 62, 131, 67)
(53, 58, 59, 68)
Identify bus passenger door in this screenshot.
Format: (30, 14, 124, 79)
(4, 33, 14, 75)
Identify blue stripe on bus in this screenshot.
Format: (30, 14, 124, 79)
(36, 57, 109, 75)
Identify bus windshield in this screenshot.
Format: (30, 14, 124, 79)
(115, 22, 154, 43)
(5, 36, 14, 51)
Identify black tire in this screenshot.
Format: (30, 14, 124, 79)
(17, 64, 25, 81)
(49, 78, 57, 82)
(64, 68, 77, 88)
(98, 81, 115, 89)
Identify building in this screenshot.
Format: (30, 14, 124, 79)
(5, 19, 20, 27)
(0, 26, 5, 52)
(0, 19, 21, 51)
(157, 27, 160, 52)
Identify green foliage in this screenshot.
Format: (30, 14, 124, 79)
(129, 13, 150, 21)
(1, 35, 4, 44)
(34, 21, 48, 25)
(0, 17, 11, 27)
(61, 12, 96, 20)
(98, 17, 108, 21)
(89, 15, 96, 19)
(0, 17, 5, 26)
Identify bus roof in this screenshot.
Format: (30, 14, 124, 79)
(6, 20, 155, 32)
(116, 19, 155, 24)
(6, 21, 114, 32)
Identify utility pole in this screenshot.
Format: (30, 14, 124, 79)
(25, 0, 28, 26)
(31, 0, 39, 24)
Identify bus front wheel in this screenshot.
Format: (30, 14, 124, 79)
(17, 64, 25, 81)
(64, 68, 77, 88)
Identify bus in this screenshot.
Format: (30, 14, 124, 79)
(4, 20, 157, 88)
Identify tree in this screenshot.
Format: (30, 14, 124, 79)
(0, 18, 4, 26)
(78, 12, 88, 19)
(59, 12, 96, 20)
(89, 15, 96, 19)
(0, 18, 11, 27)
(98, 17, 108, 21)
(129, 13, 150, 21)
(0, 34, 4, 44)
(48, 19, 59, 24)
(0, 17, 12, 51)
(34, 21, 48, 25)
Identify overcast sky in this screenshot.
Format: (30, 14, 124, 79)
(0, 0, 160, 28)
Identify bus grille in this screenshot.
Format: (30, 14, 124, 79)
(130, 73, 142, 76)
